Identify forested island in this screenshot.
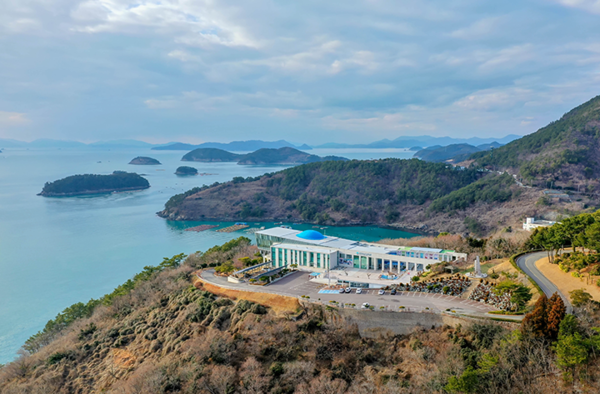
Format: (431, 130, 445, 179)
(182, 148, 241, 162)
(39, 171, 150, 196)
(175, 166, 198, 175)
(128, 156, 161, 165)
(182, 147, 347, 165)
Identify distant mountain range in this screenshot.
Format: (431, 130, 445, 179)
(152, 140, 312, 151)
(182, 147, 348, 165)
(313, 134, 521, 149)
(0, 134, 520, 151)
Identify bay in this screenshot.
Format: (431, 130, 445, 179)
(0, 147, 416, 363)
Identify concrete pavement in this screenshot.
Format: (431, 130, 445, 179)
(199, 270, 509, 318)
(516, 251, 573, 314)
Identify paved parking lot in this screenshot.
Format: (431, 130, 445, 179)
(200, 270, 499, 316)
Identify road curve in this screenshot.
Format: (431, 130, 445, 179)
(516, 251, 573, 314)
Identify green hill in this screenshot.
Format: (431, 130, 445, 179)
(236, 147, 347, 165)
(470, 95, 600, 189)
(158, 159, 524, 233)
(39, 172, 150, 196)
(182, 148, 242, 162)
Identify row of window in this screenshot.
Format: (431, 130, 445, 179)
(271, 247, 331, 269)
(340, 251, 455, 262)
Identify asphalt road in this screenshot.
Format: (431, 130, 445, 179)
(201, 270, 500, 317)
(516, 251, 573, 314)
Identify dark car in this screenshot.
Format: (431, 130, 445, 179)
(391, 289, 397, 295)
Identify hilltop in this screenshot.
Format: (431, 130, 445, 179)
(128, 156, 161, 165)
(236, 147, 347, 165)
(182, 147, 348, 165)
(39, 172, 150, 197)
(416, 143, 501, 163)
(175, 166, 198, 175)
(158, 159, 541, 235)
(182, 148, 242, 162)
(470, 95, 600, 190)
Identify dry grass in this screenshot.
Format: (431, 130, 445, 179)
(195, 278, 301, 314)
(536, 257, 600, 302)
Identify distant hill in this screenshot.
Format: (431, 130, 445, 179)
(236, 147, 347, 165)
(181, 147, 347, 165)
(415, 142, 502, 163)
(315, 134, 520, 149)
(129, 156, 161, 165)
(182, 148, 242, 162)
(39, 172, 150, 197)
(153, 140, 310, 151)
(175, 166, 198, 175)
(470, 95, 600, 189)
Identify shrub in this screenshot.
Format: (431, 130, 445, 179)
(569, 289, 592, 307)
(411, 276, 420, 282)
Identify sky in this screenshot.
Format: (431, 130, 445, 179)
(1, 0, 600, 144)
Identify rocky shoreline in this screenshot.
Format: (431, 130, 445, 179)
(156, 210, 436, 236)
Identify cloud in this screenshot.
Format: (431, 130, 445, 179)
(70, 0, 259, 48)
(551, 0, 600, 14)
(0, 111, 30, 125)
(2, 1, 600, 143)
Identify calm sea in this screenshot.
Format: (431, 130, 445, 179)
(0, 147, 415, 363)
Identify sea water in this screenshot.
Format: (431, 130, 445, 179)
(0, 147, 415, 363)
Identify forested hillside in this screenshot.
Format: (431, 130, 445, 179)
(159, 159, 532, 234)
(470, 95, 600, 190)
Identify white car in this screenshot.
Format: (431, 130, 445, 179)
(338, 288, 345, 294)
(344, 287, 351, 293)
(356, 288, 362, 294)
(361, 302, 370, 309)
(378, 289, 385, 295)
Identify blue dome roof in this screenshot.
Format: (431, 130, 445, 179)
(296, 230, 326, 240)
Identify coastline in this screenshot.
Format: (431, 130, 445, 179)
(38, 185, 150, 197)
(156, 212, 436, 237)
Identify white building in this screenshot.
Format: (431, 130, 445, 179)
(255, 227, 467, 275)
(523, 217, 556, 231)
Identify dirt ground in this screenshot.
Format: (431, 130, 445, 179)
(536, 257, 600, 302)
(195, 278, 302, 314)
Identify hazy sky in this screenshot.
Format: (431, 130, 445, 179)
(1, 0, 600, 144)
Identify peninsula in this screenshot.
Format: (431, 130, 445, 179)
(175, 166, 198, 175)
(39, 171, 150, 197)
(128, 156, 161, 165)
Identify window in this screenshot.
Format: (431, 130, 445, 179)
(317, 253, 321, 268)
(353, 255, 359, 268)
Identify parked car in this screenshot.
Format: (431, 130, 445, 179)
(391, 289, 397, 295)
(378, 289, 385, 295)
(356, 288, 362, 294)
(338, 288, 345, 294)
(361, 302, 370, 309)
(344, 287, 351, 293)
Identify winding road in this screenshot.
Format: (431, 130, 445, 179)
(516, 251, 573, 314)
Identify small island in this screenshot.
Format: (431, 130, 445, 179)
(175, 166, 198, 176)
(129, 156, 161, 165)
(38, 171, 150, 197)
(236, 147, 347, 165)
(182, 148, 241, 162)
